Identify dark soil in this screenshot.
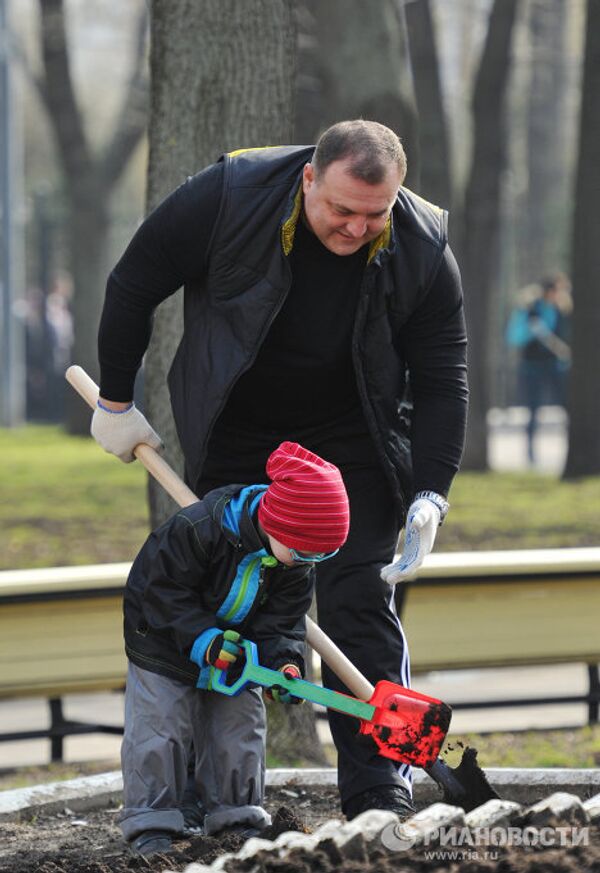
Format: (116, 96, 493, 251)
(0, 786, 337, 873)
(432, 746, 500, 811)
(1, 782, 600, 873)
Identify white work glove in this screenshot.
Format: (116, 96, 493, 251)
(380, 497, 441, 585)
(91, 401, 164, 463)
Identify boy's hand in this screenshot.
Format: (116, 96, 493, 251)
(266, 664, 303, 705)
(205, 630, 243, 670)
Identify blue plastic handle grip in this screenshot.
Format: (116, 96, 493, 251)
(209, 638, 261, 696)
(209, 638, 374, 720)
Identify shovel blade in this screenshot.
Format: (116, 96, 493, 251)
(359, 680, 452, 768)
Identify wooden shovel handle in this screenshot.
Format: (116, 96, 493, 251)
(65, 365, 198, 508)
(65, 364, 374, 701)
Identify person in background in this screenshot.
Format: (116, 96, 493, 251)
(506, 272, 572, 465)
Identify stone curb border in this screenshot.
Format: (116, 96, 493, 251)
(1, 767, 599, 823)
(177, 792, 600, 873)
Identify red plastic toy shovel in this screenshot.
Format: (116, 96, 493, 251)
(356, 679, 451, 768)
(306, 620, 453, 769)
(210, 639, 451, 768)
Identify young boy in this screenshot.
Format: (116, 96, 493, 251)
(118, 441, 350, 856)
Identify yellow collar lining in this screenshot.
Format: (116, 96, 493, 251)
(281, 189, 392, 261)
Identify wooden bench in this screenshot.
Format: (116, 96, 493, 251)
(1, 548, 599, 760)
(400, 548, 600, 721)
(0, 563, 129, 760)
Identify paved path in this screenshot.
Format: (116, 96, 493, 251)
(0, 661, 589, 770)
(487, 405, 568, 474)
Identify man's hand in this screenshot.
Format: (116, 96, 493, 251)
(265, 664, 303, 705)
(91, 400, 164, 463)
(380, 498, 441, 584)
(205, 630, 244, 670)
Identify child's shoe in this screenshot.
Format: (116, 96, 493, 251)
(130, 829, 174, 856)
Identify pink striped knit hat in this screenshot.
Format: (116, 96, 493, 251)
(258, 442, 350, 552)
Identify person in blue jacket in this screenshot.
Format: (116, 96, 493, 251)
(506, 273, 572, 464)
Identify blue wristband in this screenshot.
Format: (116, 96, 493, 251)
(97, 400, 134, 414)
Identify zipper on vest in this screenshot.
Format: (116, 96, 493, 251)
(238, 557, 274, 632)
(201, 268, 292, 468)
(351, 273, 404, 510)
(223, 556, 260, 622)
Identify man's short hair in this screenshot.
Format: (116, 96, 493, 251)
(312, 119, 407, 185)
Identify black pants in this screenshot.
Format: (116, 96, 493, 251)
(314, 464, 411, 807)
(198, 434, 412, 808)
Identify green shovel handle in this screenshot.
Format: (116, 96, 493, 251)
(210, 638, 373, 720)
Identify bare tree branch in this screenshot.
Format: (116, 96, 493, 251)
(8, 28, 47, 104)
(459, 0, 519, 470)
(99, 6, 149, 189)
(37, 0, 93, 184)
(564, 0, 600, 477)
(404, 0, 452, 208)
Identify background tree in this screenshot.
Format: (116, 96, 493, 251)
(455, 0, 519, 470)
(520, 0, 569, 286)
(35, 0, 148, 433)
(404, 0, 452, 209)
(563, 0, 600, 478)
(145, 0, 327, 765)
(295, 0, 419, 188)
(145, 0, 296, 525)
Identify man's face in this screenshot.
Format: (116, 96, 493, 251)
(302, 158, 401, 256)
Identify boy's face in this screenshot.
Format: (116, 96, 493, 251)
(266, 534, 338, 567)
(267, 534, 307, 567)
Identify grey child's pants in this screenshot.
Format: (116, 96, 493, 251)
(119, 662, 271, 840)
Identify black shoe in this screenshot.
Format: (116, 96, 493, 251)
(344, 785, 416, 821)
(130, 829, 173, 856)
(181, 802, 205, 832)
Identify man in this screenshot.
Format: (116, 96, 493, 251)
(92, 119, 468, 820)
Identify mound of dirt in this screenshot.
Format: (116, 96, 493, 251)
(0, 786, 337, 873)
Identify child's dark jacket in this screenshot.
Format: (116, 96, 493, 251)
(124, 484, 313, 688)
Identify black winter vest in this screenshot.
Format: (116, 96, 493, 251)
(168, 146, 448, 515)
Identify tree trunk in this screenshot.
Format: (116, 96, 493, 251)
(145, 1, 328, 765)
(37, 0, 148, 434)
(145, 0, 297, 526)
(458, 0, 519, 470)
(404, 0, 452, 209)
(66, 188, 110, 433)
(563, 0, 600, 478)
(305, 0, 420, 188)
(520, 0, 569, 285)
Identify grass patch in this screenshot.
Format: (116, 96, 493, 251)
(0, 759, 121, 792)
(1, 725, 598, 791)
(436, 470, 600, 551)
(316, 726, 600, 770)
(444, 725, 600, 769)
(1, 426, 599, 571)
(1, 426, 149, 570)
